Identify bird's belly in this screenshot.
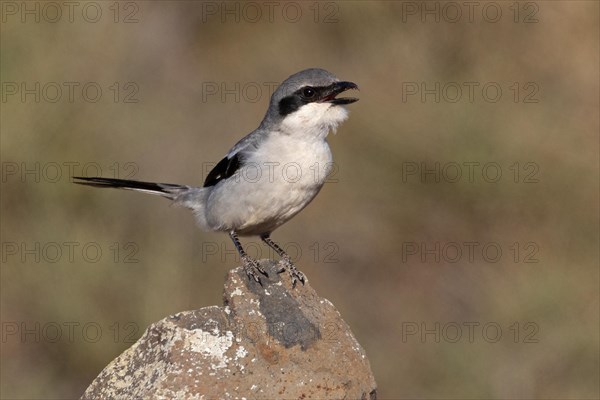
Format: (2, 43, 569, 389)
(205, 138, 333, 234)
(236, 184, 322, 235)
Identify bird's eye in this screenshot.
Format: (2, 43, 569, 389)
(302, 87, 315, 98)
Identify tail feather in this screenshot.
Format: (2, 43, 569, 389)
(73, 177, 190, 199)
(73, 176, 211, 231)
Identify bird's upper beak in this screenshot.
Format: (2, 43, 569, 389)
(320, 81, 359, 105)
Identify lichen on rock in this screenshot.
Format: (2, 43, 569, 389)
(82, 260, 377, 400)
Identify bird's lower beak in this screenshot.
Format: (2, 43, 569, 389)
(320, 81, 359, 105)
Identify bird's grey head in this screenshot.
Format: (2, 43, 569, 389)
(261, 68, 359, 137)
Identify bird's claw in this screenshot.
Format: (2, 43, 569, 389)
(242, 256, 268, 285)
(277, 257, 306, 288)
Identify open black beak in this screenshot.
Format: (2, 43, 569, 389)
(320, 81, 359, 105)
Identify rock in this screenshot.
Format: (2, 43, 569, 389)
(82, 260, 377, 399)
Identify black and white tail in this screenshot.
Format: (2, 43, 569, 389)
(73, 177, 191, 200)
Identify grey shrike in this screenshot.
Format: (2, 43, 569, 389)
(74, 68, 359, 286)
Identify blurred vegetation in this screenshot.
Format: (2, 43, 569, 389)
(1, 1, 598, 399)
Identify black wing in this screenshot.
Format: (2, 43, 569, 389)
(203, 153, 241, 187)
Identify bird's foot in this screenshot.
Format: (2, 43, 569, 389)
(241, 256, 268, 285)
(277, 257, 306, 288)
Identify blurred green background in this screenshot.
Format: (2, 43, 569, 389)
(1, 1, 598, 399)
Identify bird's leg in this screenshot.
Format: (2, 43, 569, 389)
(229, 230, 267, 284)
(260, 233, 306, 287)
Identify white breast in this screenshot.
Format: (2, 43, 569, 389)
(204, 133, 334, 235)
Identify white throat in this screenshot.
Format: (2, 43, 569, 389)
(280, 103, 349, 139)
